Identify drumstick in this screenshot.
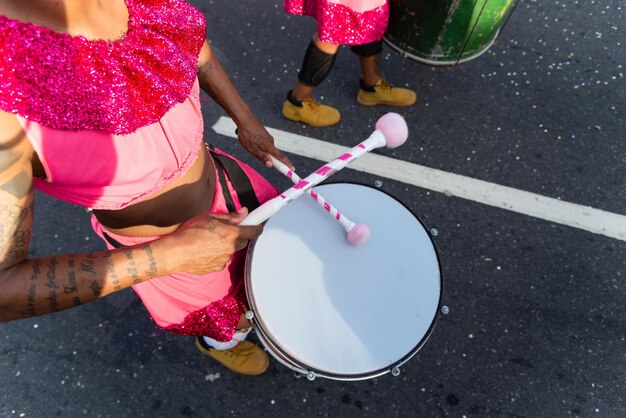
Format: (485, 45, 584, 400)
(240, 112, 408, 226)
(269, 155, 371, 245)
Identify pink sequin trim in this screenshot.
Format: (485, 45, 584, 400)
(0, 0, 206, 134)
(284, 0, 389, 45)
(162, 274, 247, 341)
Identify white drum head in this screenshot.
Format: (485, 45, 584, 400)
(246, 183, 441, 379)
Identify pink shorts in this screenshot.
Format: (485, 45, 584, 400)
(284, 0, 389, 45)
(91, 148, 278, 341)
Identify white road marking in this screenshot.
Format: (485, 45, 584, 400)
(213, 117, 626, 242)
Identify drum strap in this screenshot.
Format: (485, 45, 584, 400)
(102, 231, 124, 248)
(101, 147, 262, 249)
(208, 145, 262, 213)
(212, 153, 237, 213)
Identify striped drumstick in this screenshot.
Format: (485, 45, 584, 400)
(240, 112, 408, 227)
(270, 155, 371, 245)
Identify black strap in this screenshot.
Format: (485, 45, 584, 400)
(102, 231, 124, 249)
(213, 154, 237, 213)
(207, 146, 262, 212)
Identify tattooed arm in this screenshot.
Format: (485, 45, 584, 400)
(0, 111, 166, 321)
(0, 111, 34, 272)
(196, 40, 293, 170)
(0, 110, 263, 323)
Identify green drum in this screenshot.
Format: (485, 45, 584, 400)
(384, 0, 518, 65)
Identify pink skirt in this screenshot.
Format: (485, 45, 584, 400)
(91, 148, 278, 341)
(284, 0, 389, 45)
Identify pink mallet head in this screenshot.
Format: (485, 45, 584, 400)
(347, 223, 372, 246)
(375, 112, 409, 149)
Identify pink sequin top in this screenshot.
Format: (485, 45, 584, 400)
(0, 0, 206, 134)
(284, 0, 389, 45)
(1, 0, 208, 210)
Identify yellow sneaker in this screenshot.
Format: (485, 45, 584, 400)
(195, 337, 269, 376)
(282, 96, 341, 127)
(356, 78, 417, 107)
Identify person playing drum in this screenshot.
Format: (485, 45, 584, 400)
(282, 0, 418, 127)
(0, 0, 293, 376)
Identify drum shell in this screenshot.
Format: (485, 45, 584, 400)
(384, 0, 517, 65)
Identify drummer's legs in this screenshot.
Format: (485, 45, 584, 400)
(282, 34, 342, 127)
(353, 41, 417, 107)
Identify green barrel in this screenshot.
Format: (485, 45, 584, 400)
(384, 0, 518, 65)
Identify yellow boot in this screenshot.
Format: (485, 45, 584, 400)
(356, 78, 417, 107)
(282, 95, 341, 127)
(196, 337, 269, 376)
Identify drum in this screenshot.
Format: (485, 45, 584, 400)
(245, 183, 442, 381)
(384, 0, 519, 65)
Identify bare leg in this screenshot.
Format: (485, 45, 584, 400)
(358, 53, 383, 86)
(238, 314, 251, 330)
(291, 81, 313, 102)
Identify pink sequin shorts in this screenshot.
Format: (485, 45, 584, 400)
(284, 0, 389, 45)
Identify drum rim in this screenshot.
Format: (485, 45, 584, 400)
(245, 182, 445, 381)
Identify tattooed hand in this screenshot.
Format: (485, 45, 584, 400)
(160, 207, 263, 275)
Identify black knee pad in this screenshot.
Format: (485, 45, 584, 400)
(297, 40, 337, 87)
(351, 40, 383, 57)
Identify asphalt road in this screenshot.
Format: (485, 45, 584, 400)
(1, 0, 624, 417)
